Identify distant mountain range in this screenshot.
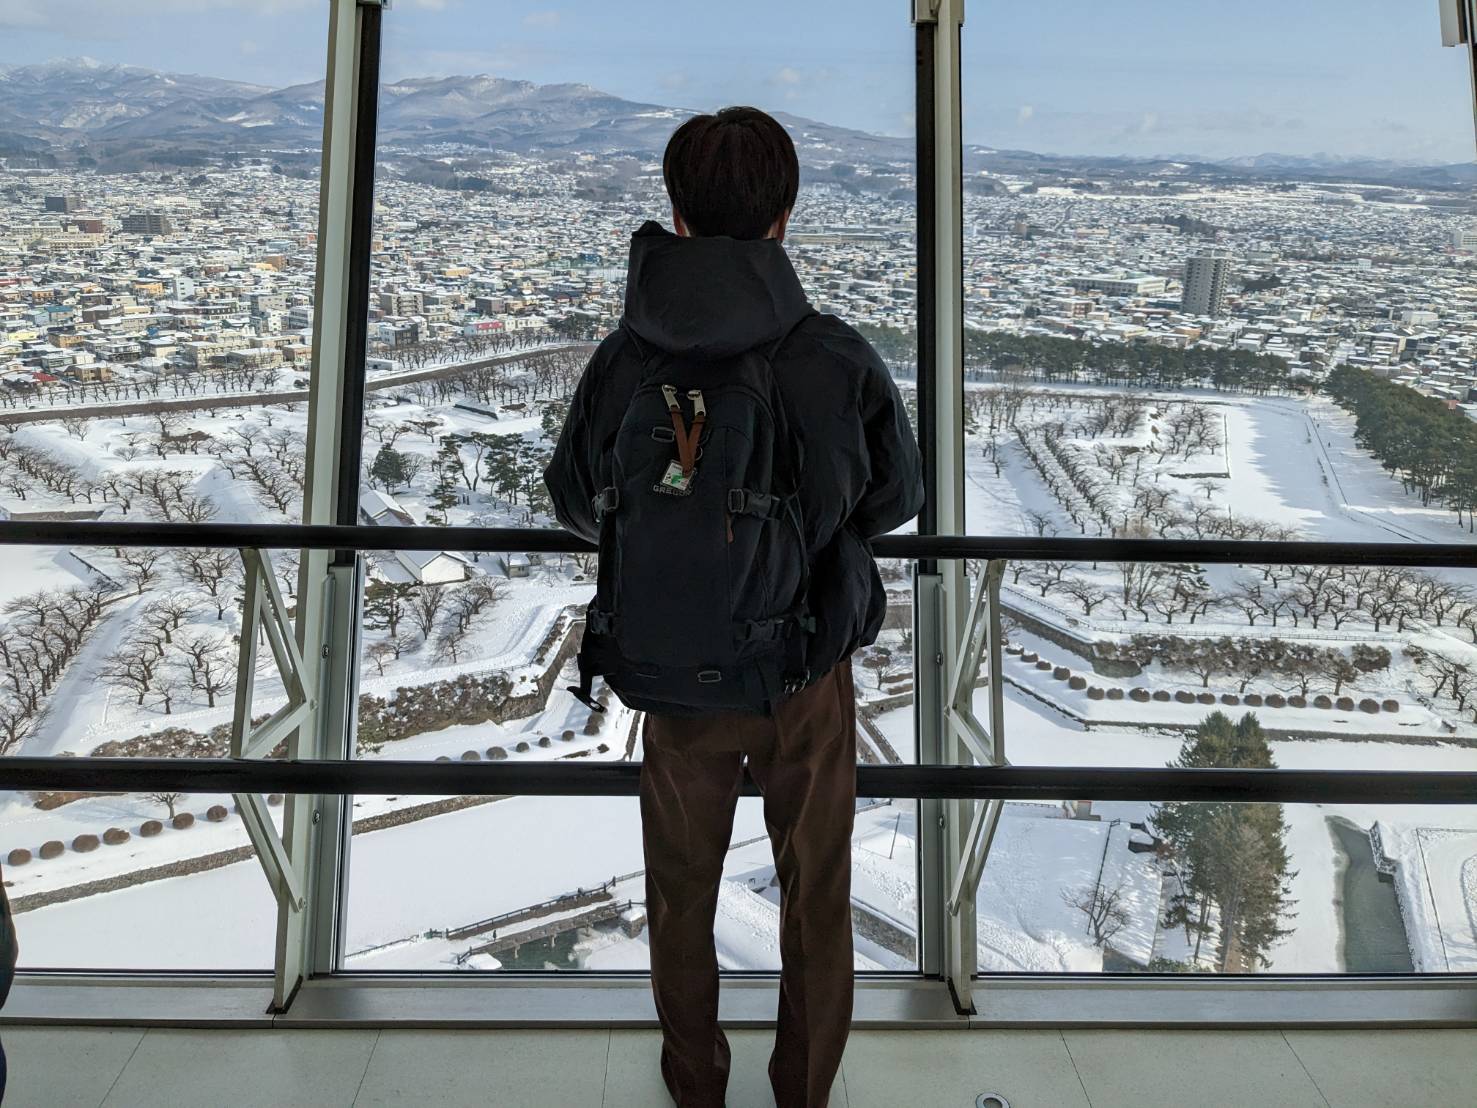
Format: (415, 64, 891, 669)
(1, 57, 1473, 189)
(0, 57, 910, 170)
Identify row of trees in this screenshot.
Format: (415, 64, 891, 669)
(99, 607, 237, 716)
(1017, 420, 1262, 543)
(0, 586, 110, 753)
(361, 576, 506, 671)
(1325, 365, 1477, 531)
(384, 345, 587, 410)
(0, 409, 306, 515)
(1406, 646, 1477, 724)
(1108, 634, 1390, 696)
(853, 323, 1301, 395)
(1016, 558, 1477, 642)
(967, 330, 1298, 395)
(211, 427, 307, 516)
(372, 322, 562, 373)
(0, 359, 289, 411)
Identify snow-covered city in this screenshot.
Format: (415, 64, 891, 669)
(2, 52, 1476, 987)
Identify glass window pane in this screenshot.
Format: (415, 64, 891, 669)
(342, 2, 921, 972)
(968, 558, 1477, 975)
(961, 4, 1477, 975)
(7, 792, 277, 971)
(0, 547, 306, 970)
(0, 1, 327, 970)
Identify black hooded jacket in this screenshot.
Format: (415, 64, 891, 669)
(544, 221, 923, 677)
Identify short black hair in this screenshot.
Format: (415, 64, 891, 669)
(662, 106, 799, 240)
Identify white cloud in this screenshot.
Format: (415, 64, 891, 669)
(1017, 104, 1034, 125)
(773, 66, 803, 86)
(521, 10, 560, 28)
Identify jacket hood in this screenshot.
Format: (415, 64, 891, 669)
(621, 220, 811, 359)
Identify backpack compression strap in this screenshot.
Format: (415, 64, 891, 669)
(568, 606, 612, 713)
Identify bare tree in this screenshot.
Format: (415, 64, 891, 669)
(408, 584, 448, 639)
(432, 624, 470, 664)
(153, 674, 184, 715)
(175, 632, 236, 708)
(365, 639, 397, 676)
(1063, 883, 1130, 947)
(146, 792, 184, 820)
(175, 548, 241, 619)
(447, 576, 505, 632)
(100, 647, 158, 706)
(861, 648, 904, 691)
(116, 547, 165, 595)
(141, 594, 197, 644)
(177, 492, 219, 524)
(1118, 562, 1168, 622)
(1023, 509, 1057, 538)
(1062, 577, 1109, 615)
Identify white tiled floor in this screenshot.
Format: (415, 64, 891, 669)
(3, 1025, 1475, 1107)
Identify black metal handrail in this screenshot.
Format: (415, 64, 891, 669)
(2, 520, 1476, 568)
(2, 757, 1474, 805)
(2, 521, 1473, 808)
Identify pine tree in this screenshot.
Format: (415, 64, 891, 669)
(429, 467, 459, 525)
(1153, 711, 1295, 970)
(369, 446, 408, 493)
(540, 400, 569, 444)
(364, 581, 415, 637)
(483, 434, 525, 506)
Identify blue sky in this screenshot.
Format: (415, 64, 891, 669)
(1, 0, 1473, 163)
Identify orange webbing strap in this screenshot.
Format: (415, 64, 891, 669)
(663, 386, 705, 477)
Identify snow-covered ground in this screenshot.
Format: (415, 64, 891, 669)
(6, 377, 1477, 979)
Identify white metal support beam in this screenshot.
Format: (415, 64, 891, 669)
(260, 0, 378, 1013)
(915, 0, 972, 1013)
(945, 560, 1008, 918)
(227, 547, 312, 923)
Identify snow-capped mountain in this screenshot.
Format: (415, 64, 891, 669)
(0, 58, 914, 169)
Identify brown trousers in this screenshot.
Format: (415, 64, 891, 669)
(640, 658, 857, 1108)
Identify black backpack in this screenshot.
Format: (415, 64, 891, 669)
(568, 316, 816, 717)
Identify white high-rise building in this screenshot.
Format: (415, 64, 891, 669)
(1451, 227, 1477, 251)
(1182, 253, 1230, 317)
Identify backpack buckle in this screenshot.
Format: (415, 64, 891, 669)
(782, 669, 811, 697)
(592, 487, 619, 520)
(728, 488, 778, 518)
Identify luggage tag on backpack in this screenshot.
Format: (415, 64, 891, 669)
(655, 459, 696, 496)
